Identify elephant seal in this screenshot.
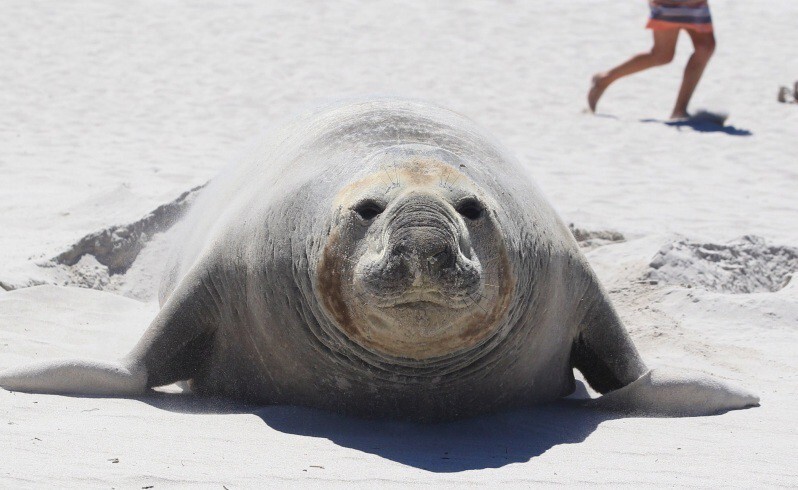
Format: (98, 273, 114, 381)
(0, 98, 758, 420)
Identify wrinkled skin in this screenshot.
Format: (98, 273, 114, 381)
(0, 98, 758, 421)
(319, 150, 514, 361)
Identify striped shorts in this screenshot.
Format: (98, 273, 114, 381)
(647, 1, 713, 33)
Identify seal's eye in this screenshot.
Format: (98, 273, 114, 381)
(353, 199, 385, 221)
(455, 198, 484, 220)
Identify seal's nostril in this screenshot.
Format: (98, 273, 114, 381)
(432, 249, 450, 261)
(429, 248, 454, 272)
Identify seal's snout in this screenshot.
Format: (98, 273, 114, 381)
(388, 226, 456, 278)
(358, 191, 482, 306)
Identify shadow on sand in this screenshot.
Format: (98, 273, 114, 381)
(592, 112, 752, 136)
(253, 402, 612, 472)
(641, 118, 753, 136)
(141, 389, 615, 473)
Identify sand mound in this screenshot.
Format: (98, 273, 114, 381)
(647, 235, 797, 293)
(569, 224, 625, 249)
(5, 186, 206, 301)
(54, 185, 204, 274)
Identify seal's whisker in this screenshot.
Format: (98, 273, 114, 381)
(381, 165, 397, 186)
(458, 296, 474, 306)
(471, 290, 486, 300)
(391, 164, 400, 184)
(468, 292, 488, 313)
(439, 174, 451, 188)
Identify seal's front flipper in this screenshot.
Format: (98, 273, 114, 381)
(588, 368, 759, 416)
(571, 290, 648, 394)
(123, 267, 218, 390)
(0, 359, 146, 396)
(572, 286, 759, 415)
(0, 267, 217, 397)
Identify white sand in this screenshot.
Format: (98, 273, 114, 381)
(1, 1, 796, 487)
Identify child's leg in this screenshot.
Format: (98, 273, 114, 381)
(588, 29, 680, 112)
(671, 30, 716, 118)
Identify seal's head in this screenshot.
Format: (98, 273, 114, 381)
(317, 145, 514, 361)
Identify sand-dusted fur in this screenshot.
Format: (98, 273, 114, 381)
(0, 98, 758, 420)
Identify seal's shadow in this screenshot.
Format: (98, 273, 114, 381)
(253, 401, 610, 472)
(142, 388, 614, 473)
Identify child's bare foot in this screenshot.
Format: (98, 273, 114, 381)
(587, 74, 609, 113)
(670, 110, 690, 120)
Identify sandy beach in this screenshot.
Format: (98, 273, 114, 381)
(1, 1, 796, 487)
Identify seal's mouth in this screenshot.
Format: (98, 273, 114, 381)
(374, 289, 473, 309)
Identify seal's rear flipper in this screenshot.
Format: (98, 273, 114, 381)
(587, 368, 760, 416)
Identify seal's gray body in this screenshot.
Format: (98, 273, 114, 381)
(1, 98, 757, 420)
(146, 99, 626, 420)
